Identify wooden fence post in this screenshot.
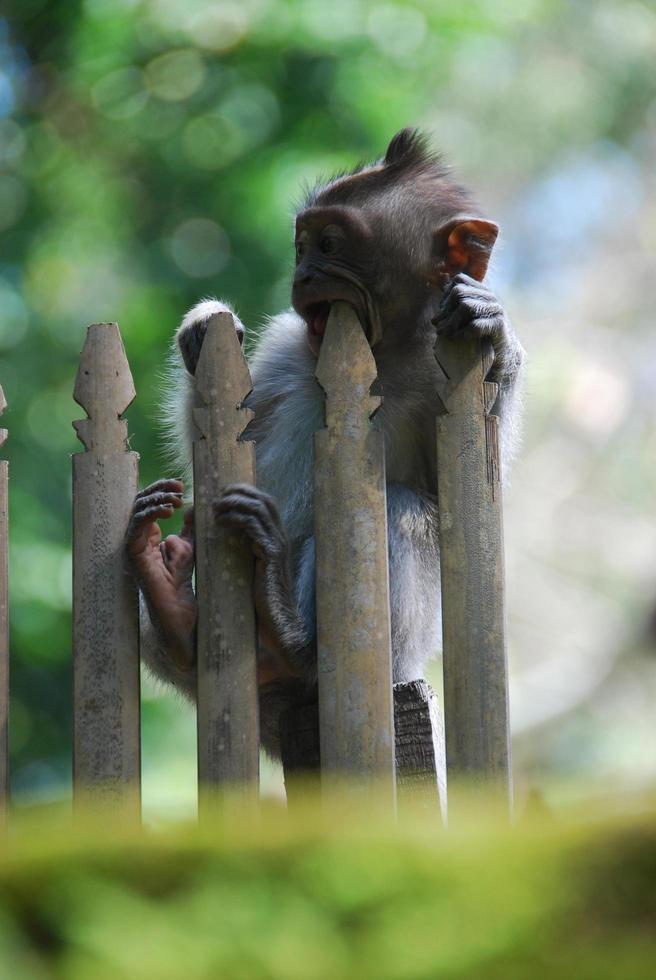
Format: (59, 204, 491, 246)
(0, 385, 8, 818)
(72, 323, 141, 819)
(314, 302, 396, 807)
(394, 680, 447, 821)
(281, 682, 446, 819)
(435, 336, 512, 811)
(193, 313, 259, 814)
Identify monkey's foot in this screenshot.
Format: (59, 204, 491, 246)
(434, 273, 506, 343)
(177, 299, 246, 374)
(434, 273, 523, 382)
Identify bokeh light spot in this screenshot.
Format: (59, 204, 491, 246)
(0, 173, 27, 230)
(0, 117, 25, 165)
(144, 49, 206, 102)
(168, 218, 230, 278)
(0, 278, 29, 349)
(186, 3, 251, 51)
(91, 67, 148, 120)
(182, 115, 238, 170)
(368, 4, 427, 58)
(565, 361, 630, 438)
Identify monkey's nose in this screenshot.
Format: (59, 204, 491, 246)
(295, 273, 314, 287)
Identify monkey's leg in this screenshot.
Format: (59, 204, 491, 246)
(177, 299, 246, 375)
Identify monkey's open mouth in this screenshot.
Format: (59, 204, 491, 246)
(305, 302, 331, 338)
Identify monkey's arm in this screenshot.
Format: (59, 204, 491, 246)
(215, 483, 314, 681)
(125, 480, 197, 693)
(174, 300, 313, 679)
(128, 477, 312, 698)
(131, 303, 314, 714)
(434, 272, 525, 470)
(140, 594, 197, 700)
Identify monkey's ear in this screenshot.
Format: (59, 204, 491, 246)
(434, 219, 499, 282)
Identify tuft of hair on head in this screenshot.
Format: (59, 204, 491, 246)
(383, 127, 434, 169)
(302, 127, 454, 210)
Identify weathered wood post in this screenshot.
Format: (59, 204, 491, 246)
(314, 302, 396, 807)
(280, 680, 447, 819)
(193, 313, 259, 815)
(393, 680, 447, 821)
(0, 385, 8, 818)
(435, 336, 511, 811)
(72, 323, 141, 819)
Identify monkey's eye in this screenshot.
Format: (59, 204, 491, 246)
(319, 235, 340, 256)
(295, 241, 307, 261)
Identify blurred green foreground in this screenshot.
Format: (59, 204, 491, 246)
(0, 796, 654, 979)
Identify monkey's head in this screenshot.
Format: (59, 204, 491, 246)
(292, 128, 499, 356)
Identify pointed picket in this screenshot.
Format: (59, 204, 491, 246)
(434, 333, 511, 813)
(192, 313, 259, 814)
(0, 385, 8, 819)
(72, 323, 140, 820)
(314, 303, 395, 807)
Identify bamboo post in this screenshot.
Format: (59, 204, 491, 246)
(0, 386, 8, 817)
(193, 313, 259, 814)
(72, 323, 141, 819)
(314, 302, 395, 806)
(435, 336, 511, 809)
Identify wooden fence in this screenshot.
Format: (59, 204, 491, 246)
(0, 303, 511, 822)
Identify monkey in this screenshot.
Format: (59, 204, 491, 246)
(126, 128, 524, 757)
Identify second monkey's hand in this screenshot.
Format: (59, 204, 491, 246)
(126, 479, 197, 671)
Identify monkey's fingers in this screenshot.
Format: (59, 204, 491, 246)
(127, 504, 173, 540)
(133, 490, 184, 514)
(216, 501, 285, 561)
(216, 491, 285, 542)
(160, 534, 195, 578)
(180, 507, 195, 542)
(442, 271, 492, 295)
(436, 309, 498, 338)
(439, 291, 498, 323)
(219, 483, 282, 525)
(135, 478, 184, 500)
(127, 493, 184, 552)
(438, 280, 497, 318)
(435, 294, 504, 338)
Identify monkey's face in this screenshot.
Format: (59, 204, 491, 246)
(292, 206, 380, 356)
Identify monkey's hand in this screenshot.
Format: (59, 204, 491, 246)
(126, 479, 196, 671)
(216, 484, 311, 683)
(177, 299, 246, 375)
(434, 273, 523, 386)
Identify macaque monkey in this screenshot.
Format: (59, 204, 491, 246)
(126, 129, 524, 755)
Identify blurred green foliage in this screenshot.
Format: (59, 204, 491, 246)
(1, 0, 656, 808)
(1, 801, 656, 978)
